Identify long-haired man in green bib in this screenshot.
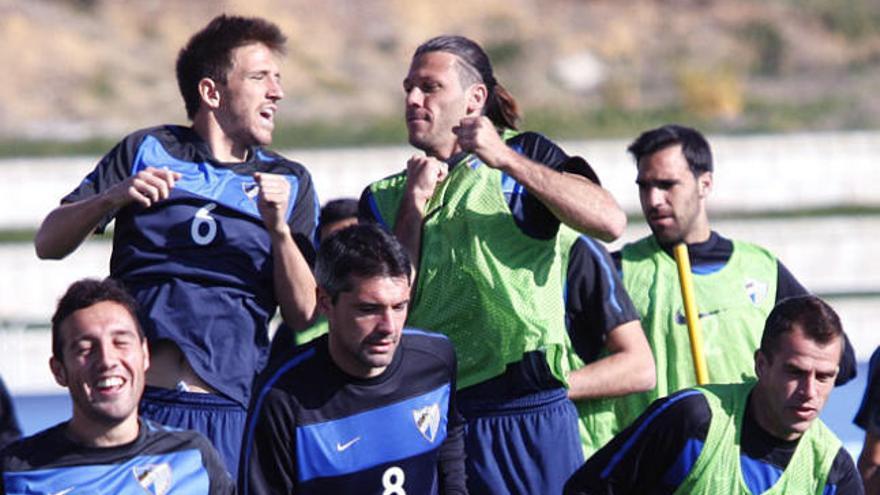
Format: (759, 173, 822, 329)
(359, 35, 629, 494)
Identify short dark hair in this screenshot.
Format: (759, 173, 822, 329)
(315, 224, 412, 302)
(413, 35, 521, 130)
(51, 278, 143, 360)
(176, 14, 287, 119)
(759, 295, 844, 362)
(627, 124, 713, 176)
(319, 198, 359, 230)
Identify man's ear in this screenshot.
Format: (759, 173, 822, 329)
(754, 349, 767, 378)
(50, 356, 68, 388)
(466, 83, 488, 116)
(142, 339, 150, 373)
(198, 77, 222, 110)
(698, 171, 713, 198)
(316, 286, 332, 316)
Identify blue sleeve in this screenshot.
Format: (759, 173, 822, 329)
(566, 237, 640, 363)
(62, 131, 147, 233)
(855, 347, 880, 433)
(564, 391, 711, 495)
(358, 187, 383, 225)
(0, 376, 20, 451)
(775, 261, 808, 301)
(287, 168, 319, 266)
(825, 447, 865, 495)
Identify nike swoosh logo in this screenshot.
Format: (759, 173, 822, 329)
(336, 436, 361, 452)
(675, 308, 724, 325)
(51, 489, 74, 495)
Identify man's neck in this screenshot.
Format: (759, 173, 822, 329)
(191, 116, 249, 163)
(428, 139, 465, 163)
(683, 212, 713, 245)
(327, 341, 384, 380)
(66, 414, 140, 448)
(657, 230, 715, 251)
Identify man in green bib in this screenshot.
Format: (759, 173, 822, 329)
(564, 295, 863, 494)
(359, 35, 629, 494)
(607, 124, 856, 437)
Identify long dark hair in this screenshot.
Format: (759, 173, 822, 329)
(414, 35, 521, 130)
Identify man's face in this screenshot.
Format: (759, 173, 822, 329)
(636, 144, 711, 245)
(216, 42, 284, 149)
(51, 301, 149, 428)
(753, 326, 841, 441)
(404, 51, 479, 160)
(322, 275, 409, 378)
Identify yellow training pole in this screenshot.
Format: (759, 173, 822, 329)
(673, 243, 709, 385)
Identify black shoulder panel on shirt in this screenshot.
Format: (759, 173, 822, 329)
(827, 446, 865, 494)
(254, 330, 456, 425)
(505, 131, 569, 170)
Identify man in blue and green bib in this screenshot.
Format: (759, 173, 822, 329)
(565, 295, 863, 494)
(603, 124, 856, 442)
(359, 35, 628, 494)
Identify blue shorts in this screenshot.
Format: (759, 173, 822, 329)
(140, 386, 246, 478)
(459, 387, 584, 495)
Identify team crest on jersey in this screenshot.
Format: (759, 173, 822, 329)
(413, 403, 441, 443)
(242, 181, 260, 200)
(132, 463, 172, 495)
(744, 278, 768, 306)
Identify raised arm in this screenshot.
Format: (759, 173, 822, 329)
(392, 155, 448, 271)
(454, 116, 626, 241)
(255, 172, 317, 331)
(34, 167, 180, 259)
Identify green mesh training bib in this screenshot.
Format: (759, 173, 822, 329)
(294, 317, 329, 347)
(612, 236, 778, 438)
(369, 137, 574, 389)
(675, 382, 840, 495)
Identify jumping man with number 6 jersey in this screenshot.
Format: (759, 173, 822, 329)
(33, 15, 319, 476)
(241, 224, 466, 494)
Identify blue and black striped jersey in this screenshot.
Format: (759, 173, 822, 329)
(241, 329, 466, 495)
(62, 125, 319, 406)
(0, 419, 234, 494)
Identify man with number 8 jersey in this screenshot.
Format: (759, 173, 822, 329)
(33, 15, 319, 477)
(241, 224, 467, 494)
